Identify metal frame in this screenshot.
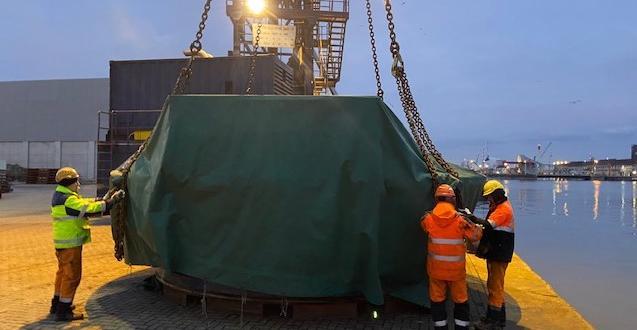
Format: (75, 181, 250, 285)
(226, 0, 349, 95)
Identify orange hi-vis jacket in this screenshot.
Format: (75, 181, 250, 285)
(420, 202, 482, 281)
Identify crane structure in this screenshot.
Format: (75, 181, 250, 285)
(226, 0, 349, 95)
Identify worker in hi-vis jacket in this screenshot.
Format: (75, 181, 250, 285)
(466, 180, 515, 330)
(50, 167, 125, 321)
(420, 184, 483, 330)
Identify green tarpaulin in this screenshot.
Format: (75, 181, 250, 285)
(123, 95, 485, 306)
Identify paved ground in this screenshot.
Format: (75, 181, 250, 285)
(0, 184, 592, 329)
(0, 185, 432, 329)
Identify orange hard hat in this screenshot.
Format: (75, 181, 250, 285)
(435, 184, 455, 198)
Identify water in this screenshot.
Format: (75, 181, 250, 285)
(473, 179, 637, 329)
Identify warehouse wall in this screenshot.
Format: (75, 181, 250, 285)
(0, 78, 109, 141)
(0, 78, 107, 182)
(0, 141, 96, 180)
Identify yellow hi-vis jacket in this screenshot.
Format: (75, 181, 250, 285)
(51, 185, 106, 249)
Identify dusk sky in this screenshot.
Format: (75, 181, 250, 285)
(1, 1, 635, 163)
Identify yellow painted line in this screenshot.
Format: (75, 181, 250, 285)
(466, 253, 594, 329)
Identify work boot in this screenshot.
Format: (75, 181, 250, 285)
(50, 296, 76, 314)
(430, 301, 448, 329)
(55, 302, 83, 322)
(453, 302, 470, 330)
(497, 304, 507, 328)
(473, 308, 502, 330)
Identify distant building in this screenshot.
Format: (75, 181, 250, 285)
(554, 145, 637, 178)
(0, 79, 108, 181)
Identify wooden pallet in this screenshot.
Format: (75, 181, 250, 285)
(0, 170, 10, 193)
(156, 272, 421, 320)
(25, 168, 57, 184)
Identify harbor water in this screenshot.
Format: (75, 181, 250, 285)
(473, 179, 637, 329)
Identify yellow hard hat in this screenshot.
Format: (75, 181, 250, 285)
(483, 179, 504, 196)
(55, 167, 80, 183)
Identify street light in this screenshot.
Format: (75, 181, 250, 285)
(247, 0, 266, 15)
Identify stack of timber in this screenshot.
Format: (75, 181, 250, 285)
(0, 161, 9, 194)
(25, 168, 57, 184)
(0, 171, 9, 193)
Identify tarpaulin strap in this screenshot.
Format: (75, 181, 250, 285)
(201, 280, 208, 318)
(280, 296, 289, 317)
(240, 291, 247, 326)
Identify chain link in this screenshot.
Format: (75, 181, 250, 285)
(365, 0, 383, 98)
(245, 23, 263, 94)
(382, 0, 459, 189)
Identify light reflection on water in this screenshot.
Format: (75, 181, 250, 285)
(593, 180, 600, 220)
(633, 181, 637, 229)
(494, 179, 637, 329)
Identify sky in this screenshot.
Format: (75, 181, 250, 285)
(0, 0, 636, 163)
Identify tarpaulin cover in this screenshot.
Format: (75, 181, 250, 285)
(124, 95, 485, 306)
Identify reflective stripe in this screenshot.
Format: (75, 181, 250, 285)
(455, 319, 470, 327)
(487, 219, 497, 227)
(434, 320, 447, 326)
(53, 237, 87, 245)
(53, 216, 80, 221)
(494, 226, 514, 233)
(430, 238, 464, 245)
(429, 252, 465, 262)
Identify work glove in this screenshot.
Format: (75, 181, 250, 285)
(109, 189, 126, 203)
(105, 189, 125, 206)
(465, 214, 492, 229)
(104, 189, 125, 212)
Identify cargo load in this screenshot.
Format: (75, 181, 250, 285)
(112, 95, 485, 306)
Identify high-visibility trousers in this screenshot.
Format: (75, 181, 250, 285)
(487, 260, 509, 308)
(54, 246, 83, 301)
(429, 277, 468, 303)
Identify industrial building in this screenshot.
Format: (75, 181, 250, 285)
(553, 145, 637, 178)
(0, 79, 108, 181)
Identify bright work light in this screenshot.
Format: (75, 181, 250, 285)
(247, 0, 266, 15)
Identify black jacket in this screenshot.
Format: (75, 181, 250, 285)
(476, 199, 515, 262)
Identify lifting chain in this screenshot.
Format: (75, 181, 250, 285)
(382, 0, 460, 188)
(173, 0, 213, 95)
(111, 0, 214, 261)
(365, 0, 384, 99)
(245, 23, 263, 94)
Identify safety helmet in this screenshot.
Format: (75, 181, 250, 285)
(482, 180, 504, 196)
(435, 184, 456, 198)
(55, 167, 80, 183)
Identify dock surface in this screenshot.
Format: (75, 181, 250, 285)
(466, 253, 593, 329)
(1, 184, 594, 329)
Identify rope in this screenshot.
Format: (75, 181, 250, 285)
(467, 253, 489, 309)
(240, 291, 247, 326)
(201, 280, 208, 318)
(280, 296, 289, 317)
